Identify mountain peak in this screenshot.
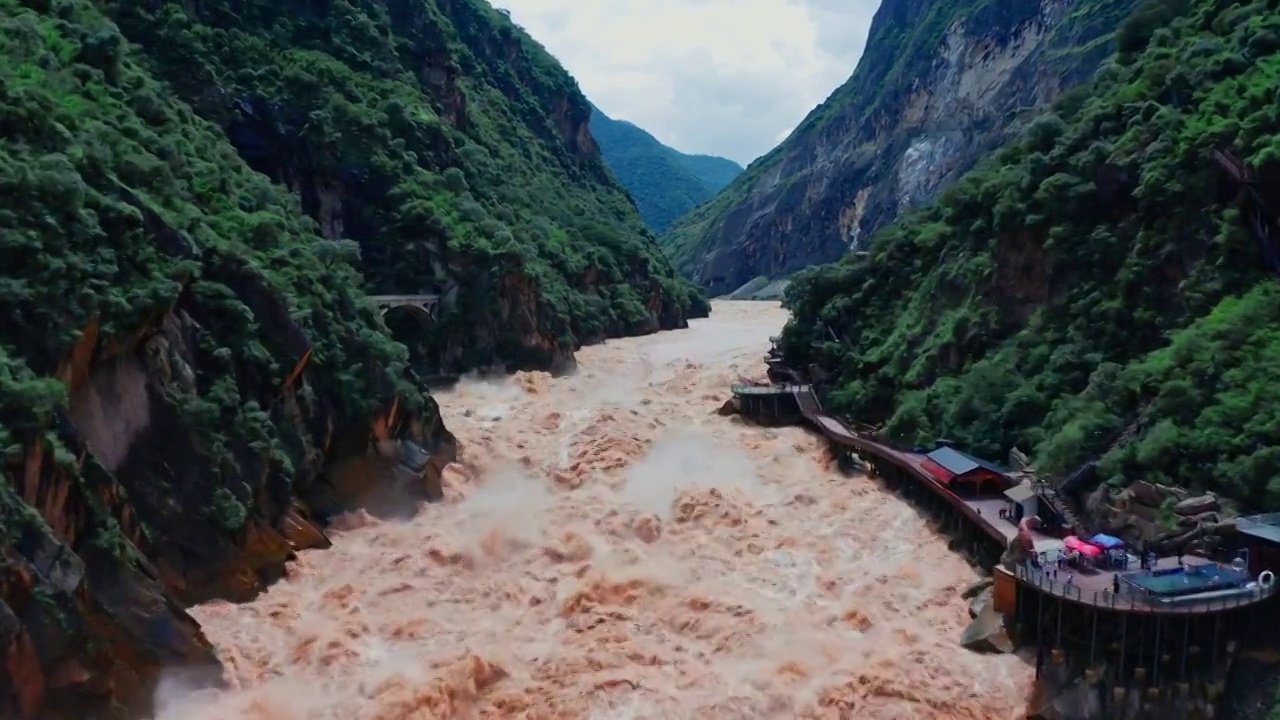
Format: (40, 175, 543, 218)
(589, 106, 743, 234)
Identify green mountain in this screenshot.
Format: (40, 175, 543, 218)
(0, 0, 705, 716)
(661, 0, 1141, 295)
(590, 105, 743, 234)
(675, 152, 744, 195)
(110, 0, 708, 374)
(779, 0, 1280, 510)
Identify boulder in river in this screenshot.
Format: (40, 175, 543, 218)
(962, 578, 994, 600)
(968, 586, 993, 618)
(960, 597, 1013, 654)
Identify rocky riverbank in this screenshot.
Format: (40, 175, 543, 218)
(1083, 481, 1239, 558)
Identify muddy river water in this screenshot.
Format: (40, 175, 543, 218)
(156, 301, 1031, 719)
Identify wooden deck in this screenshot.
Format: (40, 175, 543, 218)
(737, 383, 1278, 615)
(1011, 555, 1270, 614)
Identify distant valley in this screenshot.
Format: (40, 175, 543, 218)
(590, 105, 742, 234)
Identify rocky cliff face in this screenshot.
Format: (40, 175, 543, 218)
(103, 0, 708, 377)
(0, 2, 457, 717)
(776, 0, 1280, 510)
(3, 297, 455, 720)
(661, 0, 1140, 295)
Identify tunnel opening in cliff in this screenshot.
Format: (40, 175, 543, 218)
(381, 305, 443, 378)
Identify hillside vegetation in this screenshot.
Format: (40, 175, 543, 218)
(0, 0, 463, 713)
(590, 104, 743, 234)
(780, 0, 1280, 509)
(103, 0, 707, 373)
(0, 0, 424, 542)
(676, 152, 744, 194)
(0, 0, 706, 715)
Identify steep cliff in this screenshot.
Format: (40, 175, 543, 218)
(0, 1, 458, 717)
(662, 0, 1141, 295)
(779, 0, 1280, 509)
(102, 0, 708, 375)
(590, 104, 744, 234)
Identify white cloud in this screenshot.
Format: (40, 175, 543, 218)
(496, 0, 879, 166)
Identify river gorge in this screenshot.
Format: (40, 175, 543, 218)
(153, 301, 1030, 719)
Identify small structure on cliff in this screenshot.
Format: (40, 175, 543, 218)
(1003, 483, 1039, 523)
(1236, 513, 1280, 576)
(920, 446, 1011, 496)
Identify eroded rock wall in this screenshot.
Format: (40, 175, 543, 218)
(2, 270, 456, 719)
(663, 0, 1139, 295)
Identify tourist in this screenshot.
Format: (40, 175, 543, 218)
(1113, 575, 1120, 593)
(1066, 572, 1074, 585)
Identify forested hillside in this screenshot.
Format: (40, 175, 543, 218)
(780, 0, 1280, 509)
(104, 0, 707, 374)
(590, 104, 743, 234)
(0, 0, 703, 716)
(677, 152, 744, 195)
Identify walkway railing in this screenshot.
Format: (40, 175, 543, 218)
(1238, 514, 1280, 534)
(737, 374, 1276, 617)
(730, 382, 810, 395)
(1013, 562, 1277, 613)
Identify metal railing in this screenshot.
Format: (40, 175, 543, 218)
(1238, 514, 1280, 534)
(1013, 561, 1277, 613)
(730, 382, 810, 395)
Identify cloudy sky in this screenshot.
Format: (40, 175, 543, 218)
(496, 0, 881, 167)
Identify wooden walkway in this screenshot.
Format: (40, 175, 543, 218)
(1214, 149, 1280, 276)
(790, 385, 1018, 544)
(738, 383, 1276, 615)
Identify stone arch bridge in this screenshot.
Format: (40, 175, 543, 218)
(370, 294, 440, 323)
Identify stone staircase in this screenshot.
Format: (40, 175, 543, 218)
(1046, 413, 1147, 536)
(1038, 481, 1089, 535)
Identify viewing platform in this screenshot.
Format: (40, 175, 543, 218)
(1008, 556, 1274, 615)
(729, 381, 1279, 615)
(733, 369, 1280, 716)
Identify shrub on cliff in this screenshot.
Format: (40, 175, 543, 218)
(780, 0, 1280, 507)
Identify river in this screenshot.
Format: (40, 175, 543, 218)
(155, 301, 1031, 719)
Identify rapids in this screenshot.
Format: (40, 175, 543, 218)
(154, 301, 1031, 719)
